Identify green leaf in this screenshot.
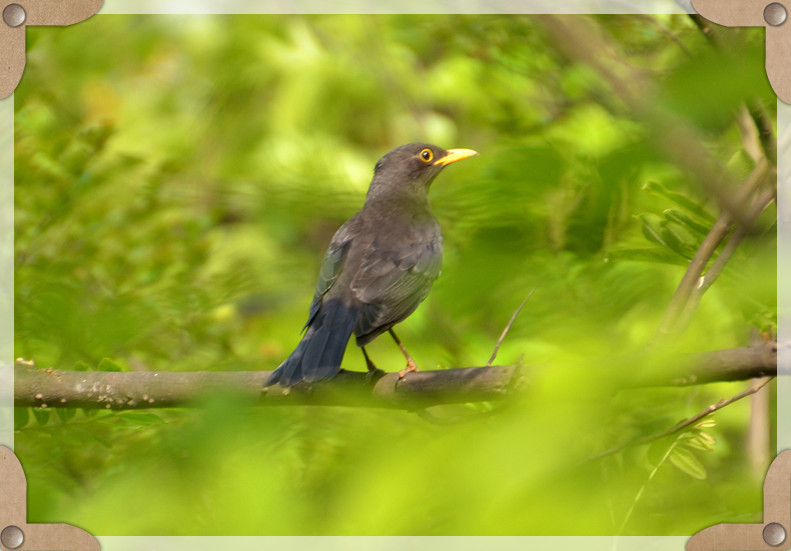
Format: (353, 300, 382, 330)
(642, 181, 716, 223)
(663, 209, 712, 237)
(637, 213, 696, 259)
(56, 408, 77, 423)
(669, 446, 707, 480)
(14, 408, 30, 430)
(658, 221, 697, 259)
(73, 360, 92, 371)
(606, 247, 689, 266)
(69, 425, 113, 448)
(658, 45, 774, 131)
(32, 407, 51, 426)
(98, 357, 124, 372)
(116, 412, 165, 428)
(637, 214, 667, 247)
(684, 431, 716, 452)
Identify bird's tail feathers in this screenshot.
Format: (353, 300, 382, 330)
(264, 300, 355, 387)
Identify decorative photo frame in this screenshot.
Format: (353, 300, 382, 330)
(1, 1, 788, 549)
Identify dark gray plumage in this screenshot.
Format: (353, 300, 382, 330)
(265, 143, 478, 387)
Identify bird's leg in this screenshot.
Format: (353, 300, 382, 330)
(388, 329, 419, 378)
(361, 347, 379, 372)
(361, 347, 385, 383)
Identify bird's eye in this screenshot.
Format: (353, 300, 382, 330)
(419, 149, 433, 163)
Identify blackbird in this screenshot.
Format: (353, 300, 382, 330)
(265, 143, 478, 387)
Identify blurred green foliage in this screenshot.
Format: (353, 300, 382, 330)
(13, 14, 776, 535)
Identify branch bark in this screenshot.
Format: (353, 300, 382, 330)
(14, 363, 521, 410)
(13, 341, 779, 410)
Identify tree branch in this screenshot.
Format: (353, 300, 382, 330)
(13, 341, 779, 410)
(655, 341, 778, 386)
(14, 363, 521, 410)
(655, 158, 774, 338)
(590, 376, 773, 461)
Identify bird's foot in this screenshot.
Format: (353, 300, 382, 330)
(361, 349, 385, 384)
(397, 359, 419, 379)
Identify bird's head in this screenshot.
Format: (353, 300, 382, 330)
(367, 143, 478, 202)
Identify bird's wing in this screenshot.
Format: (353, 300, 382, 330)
(351, 223, 442, 338)
(304, 215, 361, 328)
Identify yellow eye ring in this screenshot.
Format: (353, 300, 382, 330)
(419, 148, 433, 163)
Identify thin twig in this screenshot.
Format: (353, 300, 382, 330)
(687, 13, 724, 49)
(655, 158, 773, 338)
(589, 376, 774, 461)
(634, 14, 694, 59)
(747, 100, 777, 165)
(654, 211, 732, 340)
(617, 433, 682, 535)
(485, 284, 540, 367)
(673, 185, 776, 330)
(697, 186, 776, 295)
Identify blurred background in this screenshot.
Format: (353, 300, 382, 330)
(13, 14, 777, 535)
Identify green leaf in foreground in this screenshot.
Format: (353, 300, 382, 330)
(669, 446, 707, 480)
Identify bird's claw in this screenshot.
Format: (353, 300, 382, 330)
(397, 359, 419, 379)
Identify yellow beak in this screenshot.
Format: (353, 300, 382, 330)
(433, 148, 479, 166)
